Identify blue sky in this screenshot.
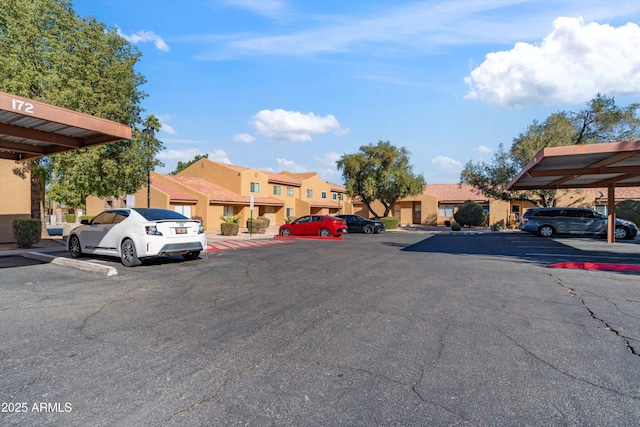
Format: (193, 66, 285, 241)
(72, 0, 640, 184)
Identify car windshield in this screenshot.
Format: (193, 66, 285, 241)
(133, 208, 189, 221)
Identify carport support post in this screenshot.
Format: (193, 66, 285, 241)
(607, 185, 615, 243)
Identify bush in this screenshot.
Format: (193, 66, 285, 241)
(379, 216, 399, 230)
(221, 215, 240, 224)
(257, 215, 271, 227)
(451, 222, 461, 231)
(65, 214, 76, 223)
(80, 215, 93, 223)
(248, 218, 268, 234)
(285, 216, 296, 224)
(616, 199, 640, 226)
(453, 200, 487, 227)
(11, 219, 42, 248)
(220, 222, 239, 236)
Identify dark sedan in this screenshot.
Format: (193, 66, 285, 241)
(335, 214, 385, 234)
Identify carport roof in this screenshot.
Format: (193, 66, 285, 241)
(0, 91, 132, 161)
(506, 140, 640, 190)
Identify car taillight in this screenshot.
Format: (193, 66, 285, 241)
(521, 218, 529, 223)
(198, 224, 205, 234)
(145, 225, 163, 236)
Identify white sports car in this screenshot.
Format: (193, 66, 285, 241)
(67, 208, 207, 266)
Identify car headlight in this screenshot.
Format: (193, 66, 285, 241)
(145, 225, 163, 236)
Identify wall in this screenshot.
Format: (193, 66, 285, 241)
(0, 159, 31, 242)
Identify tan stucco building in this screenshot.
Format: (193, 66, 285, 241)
(85, 159, 353, 231)
(0, 159, 32, 242)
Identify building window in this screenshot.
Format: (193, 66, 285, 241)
(287, 186, 294, 197)
(174, 205, 192, 218)
(332, 193, 337, 200)
(595, 204, 608, 215)
(223, 206, 234, 217)
(286, 208, 294, 218)
(439, 204, 454, 217)
(321, 191, 327, 199)
(307, 189, 313, 198)
(250, 182, 260, 193)
(273, 185, 281, 195)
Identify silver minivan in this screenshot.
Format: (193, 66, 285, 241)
(519, 207, 638, 240)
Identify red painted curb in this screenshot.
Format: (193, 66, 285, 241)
(274, 235, 344, 241)
(549, 262, 640, 272)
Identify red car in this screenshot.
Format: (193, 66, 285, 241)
(279, 215, 348, 237)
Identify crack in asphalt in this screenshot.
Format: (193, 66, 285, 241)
(497, 327, 638, 400)
(548, 273, 640, 357)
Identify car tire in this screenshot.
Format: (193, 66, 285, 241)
(538, 225, 555, 237)
(281, 228, 292, 236)
(68, 235, 82, 258)
(319, 228, 331, 237)
(615, 226, 629, 240)
(182, 251, 200, 260)
(120, 238, 141, 267)
(363, 224, 374, 234)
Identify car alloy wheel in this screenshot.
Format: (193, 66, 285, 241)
(281, 228, 291, 236)
(615, 226, 628, 240)
(319, 228, 331, 237)
(68, 235, 82, 258)
(363, 224, 374, 234)
(538, 225, 554, 237)
(120, 238, 141, 267)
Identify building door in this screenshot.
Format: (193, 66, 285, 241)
(264, 207, 275, 223)
(413, 202, 421, 224)
(510, 202, 522, 223)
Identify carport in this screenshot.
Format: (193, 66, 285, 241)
(506, 140, 640, 243)
(0, 91, 131, 160)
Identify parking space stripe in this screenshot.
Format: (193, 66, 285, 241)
(206, 239, 290, 251)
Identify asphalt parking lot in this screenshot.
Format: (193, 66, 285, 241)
(1, 231, 640, 426)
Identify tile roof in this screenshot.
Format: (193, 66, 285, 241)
(168, 175, 283, 206)
(151, 177, 197, 202)
(264, 171, 301, 186)
(423, 183, 488, 203)
(207, 160, 301, 186)
(328, 182, 347, 192)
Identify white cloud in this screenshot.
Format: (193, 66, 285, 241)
(117, 27, 170, 52)
(252, 109, 346, 143)
(160, 123, 176, 135)
(465, 17, 640, 107)
(431, 156, 463, 173)
(208, 149, 232, 164)
(232, 133, 255, 143)
(277, 158, 307, 173)
(318, 168, 341, 183)
(157, 148, 230, 164)
(477, 145, 493, 153)
(157, 148, 202, 161)
(220, 0, 284, 16)
(196, 1, 640, 61)
(316, 152, 341, 166)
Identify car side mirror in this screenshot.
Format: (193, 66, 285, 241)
(81, 219, 90, 225)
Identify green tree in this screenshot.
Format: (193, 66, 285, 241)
(337, 141, 425, 218)
(171, 154, 209, 175)
(461, 94, 640, 207)
(0, 0, 161, 212)
(453, 200, 487, 227)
